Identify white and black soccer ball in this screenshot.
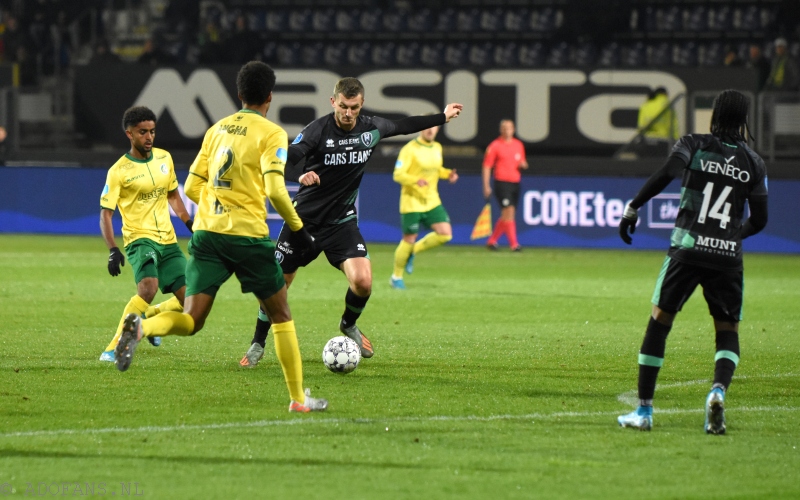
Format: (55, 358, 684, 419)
(322, 336, 361, 374)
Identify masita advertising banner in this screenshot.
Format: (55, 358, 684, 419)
(0, 167, 796, 254)
(75, 66, 756, 155)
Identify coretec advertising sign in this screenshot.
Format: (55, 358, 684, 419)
(75, 66, 755, 154)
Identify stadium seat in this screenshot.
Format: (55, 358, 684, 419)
(323, 42, 347, 66)
(621, 42, 646, 67)
(656, 6, 680, 31)
(359, 9, 382, 32)
(735, 6, 760, 31)
(435, 8, 456, 32)
(288, 9, 311, 32)
(346, 42, 371, 66)
(265, 9, 287, 32)
(493, 42, 518, 67)
(444, 42, 469, 67)
(382, 9, 407, 32)
(262, 41, 278, 62)
(335, 10, 357, 32)
(647, 42, 672, 67)
(708, 6, 732, 31)
(530, 8, 561, 32)
(277, 42, 301, 66)
(673, 41, 698, 66)
(546, 41, 570, 67)
(641, 7, 657, 32)
(407, 8, 433, 32)
(517, 42, 546, 67)
(572, 42, 597, 67)
(503, 8, 528, 32)
(479, 8, 503, 32)
(597, 42, 621, 67)
(468, 42, 493, 67)
(312, 8, 335, 32)
(301, 42, 324, 67)
(371, 42, 396, 66)
(420, 42, 444, 67)
(456, 8, 480, 32)
(683, 6, 707, 32)
(396, 42, 420, 66)
(249, 10, 266, 31)
(699, 42, 723, 67)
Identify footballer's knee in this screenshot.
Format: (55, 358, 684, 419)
(137, 278, 159, 303)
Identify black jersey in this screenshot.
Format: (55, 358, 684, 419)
(288, 113, 422, 225)
(667, 134, 768, 271)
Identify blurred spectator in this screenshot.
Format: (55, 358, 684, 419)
(747, 44, 771, 91)
(723, 46, 742, 66)
(1, 15, 26, 63)
(89, 38, 121, 65)
(197, 19, 223, 64)
(223, 13, 262, 64)
(138, 37, 177, 65)
(16, 45, 38, 86)
(765, 37, 799, 91)
(638, 87, 679, 140)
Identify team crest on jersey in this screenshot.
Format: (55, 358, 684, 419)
(326, 139, 335, 148)
(160, 163, 168, 174)
(360, 132, 373, 147)
(276, 148, 287, 162)
(292, 133, 303, 145)
(101, 184, 109, 196)
(274, 250, 284, 263)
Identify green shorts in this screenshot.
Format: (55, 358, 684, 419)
(125, 239, 187, 294)
(401, 205, 450, 235)
(185, 230, 285, 300)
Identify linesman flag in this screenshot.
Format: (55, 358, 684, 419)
(470, 203, 492, 240)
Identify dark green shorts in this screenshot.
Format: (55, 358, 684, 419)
(186, 230, 285, 300)
(401, 205, 450, 235)
(125, 239, 187, 294)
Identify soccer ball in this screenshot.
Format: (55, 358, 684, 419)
(322, 336, 361, 374)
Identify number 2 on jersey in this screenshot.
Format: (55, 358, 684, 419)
(698, 181, 732, 229)
(213, 148, 234, 189)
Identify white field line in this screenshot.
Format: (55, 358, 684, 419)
(0, 405, 798, 439)
(616, 373, 799, 406)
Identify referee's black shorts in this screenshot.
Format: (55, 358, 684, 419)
(494, 180, 520, 208)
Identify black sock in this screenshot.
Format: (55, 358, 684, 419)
(251, 307, 271, 348)
(341, 288, 369, 327)
(638, 317, 672, 401)
(713, 330, 740, 390)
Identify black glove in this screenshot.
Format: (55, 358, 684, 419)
(619, 204, 639, 245)
(185, 219, 194, 233)
(108, 247, 125, 276)
(292, 226, 315, 258)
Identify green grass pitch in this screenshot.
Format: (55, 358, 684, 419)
(1, 234, 798, 499)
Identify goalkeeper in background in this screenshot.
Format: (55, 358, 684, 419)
(99, 105, 193, 362)
(390, 124, 458, 290)
(114, 61, 326, 412)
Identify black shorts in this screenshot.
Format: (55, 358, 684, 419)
(275, 220, 368, 274)
(494, 181, 520, 208)
(651, 257, 744, 322)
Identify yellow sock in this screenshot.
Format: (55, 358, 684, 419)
(272, 320, 304, 403)
(413, 232, 452, 254)
(141, 312, 194, 337)
(144, 296, 183, 318)
(104, 295, 149, 352)
(393, 240, 414, 278)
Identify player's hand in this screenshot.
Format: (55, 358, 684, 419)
(292, 227, 315, 258)
(299, 171, 320, 186)
(619, 204, 639, 245)
(108, 247, 125, 276)
(449, 169, 459, 184)
(443, 103, 463, 122)
(416, 179, 429, 187)
(185, 219, 194, 233)
(483, 186, 492, 201)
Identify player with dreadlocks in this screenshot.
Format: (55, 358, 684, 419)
(616, 89, 768, 434)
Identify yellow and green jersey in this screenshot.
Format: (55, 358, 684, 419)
(393, 137, 452, 214)
(100, 147, 179, 247)
(185, 109, 300, 238)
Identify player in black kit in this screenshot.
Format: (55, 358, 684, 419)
(616, 90, 768, 434)
(239, 77, 463, 366)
